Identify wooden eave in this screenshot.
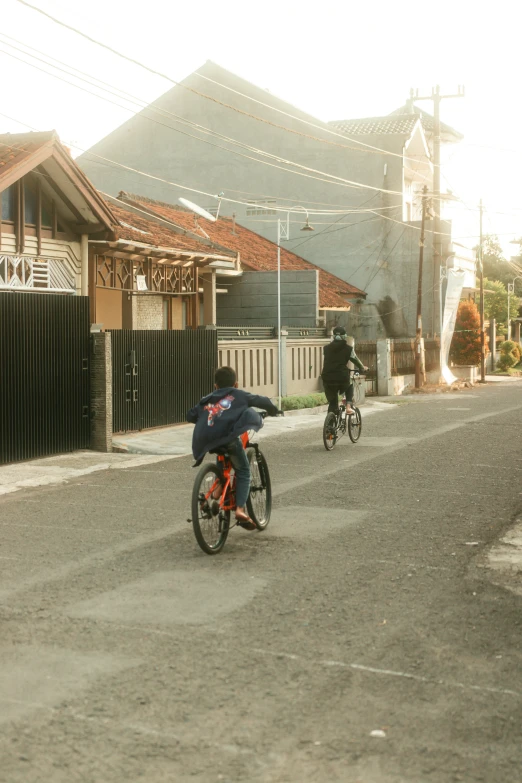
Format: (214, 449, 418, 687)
(89, 239, 238, 267)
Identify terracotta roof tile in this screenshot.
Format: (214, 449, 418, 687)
(118, 194, 366, 309)
(109, 201, 236, 257)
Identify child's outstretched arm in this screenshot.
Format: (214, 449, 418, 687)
(245, 393, 279, 416)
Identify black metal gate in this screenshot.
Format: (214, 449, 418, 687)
(111, 330, 218, 433)
(0, 293, 90, 464)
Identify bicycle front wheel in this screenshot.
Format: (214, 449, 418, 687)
(191, 464, 230, 554)
(246, 448, 271, 529)
(352, 379, 362, 406)
(323, 412, 337, 451)
(348, 407, 362, 443)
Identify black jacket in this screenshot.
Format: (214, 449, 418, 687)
(321, 340, 365, 384)
(187, 387, 279, 461)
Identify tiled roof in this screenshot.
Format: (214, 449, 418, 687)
(109, 201, 236, 258)
(118, 193, 367, 308)
(0, 131, 55, 182)
(329, 116, 419, 136)
(388, 104, 463, 140)
(330, 106, 463, 141)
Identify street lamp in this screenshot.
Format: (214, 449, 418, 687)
(276, 208, 315, 406)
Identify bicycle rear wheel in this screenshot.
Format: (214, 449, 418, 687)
(191, 464, 230, 554)
(348, 407, 362, 443)
(246, 448, 271, 529)
(323, 412, 337, 451)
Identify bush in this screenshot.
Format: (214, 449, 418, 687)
(497, 340, 521, 371)
(450, 300, 483, 366)
(281, 393, 327, 411)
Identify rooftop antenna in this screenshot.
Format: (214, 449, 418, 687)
(179, 197, 216, 239)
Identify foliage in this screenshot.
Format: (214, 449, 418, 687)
(449, 300, 483, 366)
(477, 235, 522, 295)
(483, 278, 519, 332)
(497, 340, 521, 371)
(281, 393, 327, 411)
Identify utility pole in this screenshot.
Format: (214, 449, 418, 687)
(412, 85, 464, 335)
(415, 186, 429, 389)
(479, 199, 486, 383)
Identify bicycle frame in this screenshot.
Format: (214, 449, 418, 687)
(205, 431, 250, 513)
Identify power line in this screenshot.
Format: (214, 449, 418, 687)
(0, 44, 407, 200)
(0, 46, 404, 201)
(14, 0, 443, 170)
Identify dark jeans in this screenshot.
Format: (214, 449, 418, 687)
(323, 382, 354, 414)
(226, 438, 250, 508)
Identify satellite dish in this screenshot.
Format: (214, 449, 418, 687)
(179, 198, 216, 222)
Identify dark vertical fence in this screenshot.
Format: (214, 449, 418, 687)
(111, 329, 218, 433)
(0, 293, 90, 464)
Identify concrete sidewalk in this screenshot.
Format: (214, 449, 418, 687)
(111, 399, 394, 456)
(0, 401, 395, 496)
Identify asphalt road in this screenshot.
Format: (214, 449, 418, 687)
(1, 382, 522, 783)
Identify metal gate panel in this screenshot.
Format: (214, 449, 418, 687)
(111, 329, 218, 433)
(0, 292, 90, 464)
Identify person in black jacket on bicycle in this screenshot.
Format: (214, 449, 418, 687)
(321, 326, 367, 415)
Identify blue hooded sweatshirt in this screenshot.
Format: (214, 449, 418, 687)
(187, 387, 279, 461)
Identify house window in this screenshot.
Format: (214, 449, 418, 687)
(246, 199, 277, 216)
(42, 199, 52, 229)
(1, 186, 15, 221)
(25, 181, 38, 225)
(204, 206, 219, 217)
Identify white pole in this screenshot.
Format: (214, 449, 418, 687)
(508, 287, 511, 341)
(439, 267, 444, 381)
(277, 219, 282, 408)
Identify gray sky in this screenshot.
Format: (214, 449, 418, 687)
(2, 0, 521, 254)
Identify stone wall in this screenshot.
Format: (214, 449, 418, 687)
(135, 296, 164, 329)
(90, 332, 112, 452)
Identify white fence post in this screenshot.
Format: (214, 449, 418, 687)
(376, 339, 392, 396)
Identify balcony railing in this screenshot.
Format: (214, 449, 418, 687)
(0, 255, 76, 293)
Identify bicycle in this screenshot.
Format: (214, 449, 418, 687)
(322, 373, 362, 451)
(190, 412, 277, 554)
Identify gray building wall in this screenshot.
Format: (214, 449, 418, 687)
(79, 61, 438, 339)
(217, 270, 318, 327)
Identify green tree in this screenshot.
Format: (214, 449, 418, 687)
(475, 235, 522, 298)
(450, 300, 483, 366)
(483, 278, 519, 334)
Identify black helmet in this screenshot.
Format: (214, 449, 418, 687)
(332, 326, 347, 341)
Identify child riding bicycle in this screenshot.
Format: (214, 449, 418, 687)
(187, 366, 279, 530)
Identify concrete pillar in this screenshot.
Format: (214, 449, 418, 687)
(376, 338, 392, 396)
(514, 321, 521, 345)
(202, 271, 217, 326)
(90, 331, 112, 452)
(280, 327, 288, 398)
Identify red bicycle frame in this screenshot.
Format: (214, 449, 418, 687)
(206, 432, 249, 513)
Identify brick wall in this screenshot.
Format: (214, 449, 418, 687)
(90, 332, 112, 452)
(135, 296, 164, 329)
